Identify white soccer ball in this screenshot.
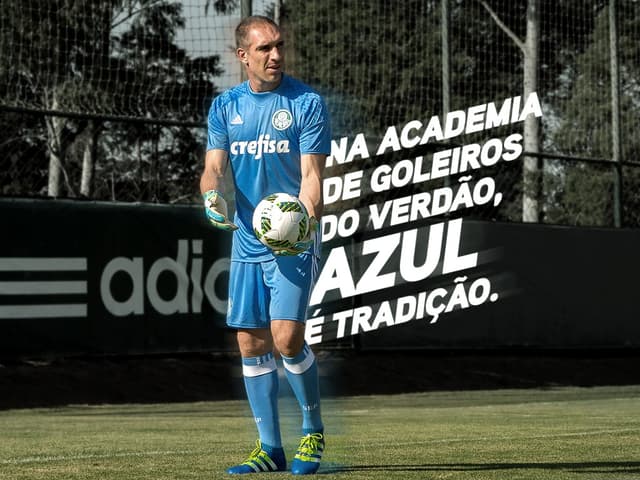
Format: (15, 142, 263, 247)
(252, 193, 310, 250)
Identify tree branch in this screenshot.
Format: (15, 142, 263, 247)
(111, 0, 166, 30)
(478, 0, 526, 55)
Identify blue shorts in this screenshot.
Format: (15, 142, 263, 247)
(227, 254, 318, 329)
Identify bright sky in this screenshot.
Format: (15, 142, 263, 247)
(176, 1, 273, 90)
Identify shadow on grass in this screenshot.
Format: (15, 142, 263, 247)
(322, 461, 640, 474)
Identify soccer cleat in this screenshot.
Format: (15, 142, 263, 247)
(291, 433, 324, 475)
(227, 440, 286, 474)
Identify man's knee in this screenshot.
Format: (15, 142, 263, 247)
(237, 328, 273, 357)
(271, 320, 305, 357)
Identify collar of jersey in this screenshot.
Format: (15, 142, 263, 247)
(245, 74, 287, 105)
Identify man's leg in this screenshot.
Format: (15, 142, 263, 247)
(272, 321, 323, 434)
(227, 328, 287, 474)
(226, 260, 286, 474)
(272, 320, 325, 475)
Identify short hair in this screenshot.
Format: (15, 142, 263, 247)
(235, 15, 280, 48)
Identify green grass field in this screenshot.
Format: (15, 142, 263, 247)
(1, 386, 639, 480)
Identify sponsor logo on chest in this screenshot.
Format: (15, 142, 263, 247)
(229, 109, 293, 159)
(230, 134, 290, 159)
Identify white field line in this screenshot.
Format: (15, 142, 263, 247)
(0, 449, 209, 465)
(352, 427, 640, 448)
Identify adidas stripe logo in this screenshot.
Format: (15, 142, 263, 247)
(0, 257, 88, 319)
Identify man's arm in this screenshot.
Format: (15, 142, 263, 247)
(200, 149, 229, 194)
(201, 149, 238, 231)
(299, 153, 326, 220)
(273, 153, 325, 256)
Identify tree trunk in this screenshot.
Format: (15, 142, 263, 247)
(479, 0, 542, 222)
(522, 0, 541, 222)
(80, 121, 101, 197)
(46, 92, 64, 197)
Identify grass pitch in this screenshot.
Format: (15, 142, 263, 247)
(1, 386, 639, 480)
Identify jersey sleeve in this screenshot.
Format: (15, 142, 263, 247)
(299, 96, 331, 155)
(206, 97, 229, 152)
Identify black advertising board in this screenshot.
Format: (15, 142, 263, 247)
(1, 197, 639, 358)
(0, 198, 231, 358)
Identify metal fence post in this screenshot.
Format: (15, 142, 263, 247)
(240, 0, 252, 83)
(442, 0, 451, 190)
(610, 0, 622, 227)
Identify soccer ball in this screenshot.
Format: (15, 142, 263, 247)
(252, 193, 310, 250)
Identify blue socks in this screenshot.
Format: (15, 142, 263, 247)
(242, 344, 323, 453)
(242, 352, 282, 449)
(282, 343, 324, 434)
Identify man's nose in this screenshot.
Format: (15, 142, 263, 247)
(270, 47, 282, 60)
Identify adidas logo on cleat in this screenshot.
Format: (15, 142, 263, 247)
(227, 440, 286, 475)
(291, 433, 324, 475)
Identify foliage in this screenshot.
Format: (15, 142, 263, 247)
(0, 0, 230, 200)
(0, 111, 49, 197)
(0, 0, 639, 220)
(546, 2, 640, 226)
(281, 0, 442, 138)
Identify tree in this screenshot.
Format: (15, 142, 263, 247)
(0, 0, 229, 199)
(477, 0, 541, 222)
(547, 1, 640, 226)
(281, 0, 443, 138)
(280, 0, 531, 222)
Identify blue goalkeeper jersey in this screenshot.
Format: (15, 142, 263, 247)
(207, 74, 331, 262)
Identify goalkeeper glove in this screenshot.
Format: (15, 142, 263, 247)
(203, 190, 238, 231)
(274, 216, 319, 256)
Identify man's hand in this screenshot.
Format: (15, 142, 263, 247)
(274, 216, 318, 256)
(203, 190, 238, 231)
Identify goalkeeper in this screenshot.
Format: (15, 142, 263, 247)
(199, 15, 330, 476)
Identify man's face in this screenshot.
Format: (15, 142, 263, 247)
(237, 23, 284, 92)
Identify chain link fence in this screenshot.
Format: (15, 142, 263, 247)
(1, 0, 639, 227)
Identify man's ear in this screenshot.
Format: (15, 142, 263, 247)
(236, 48, 249, 64)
